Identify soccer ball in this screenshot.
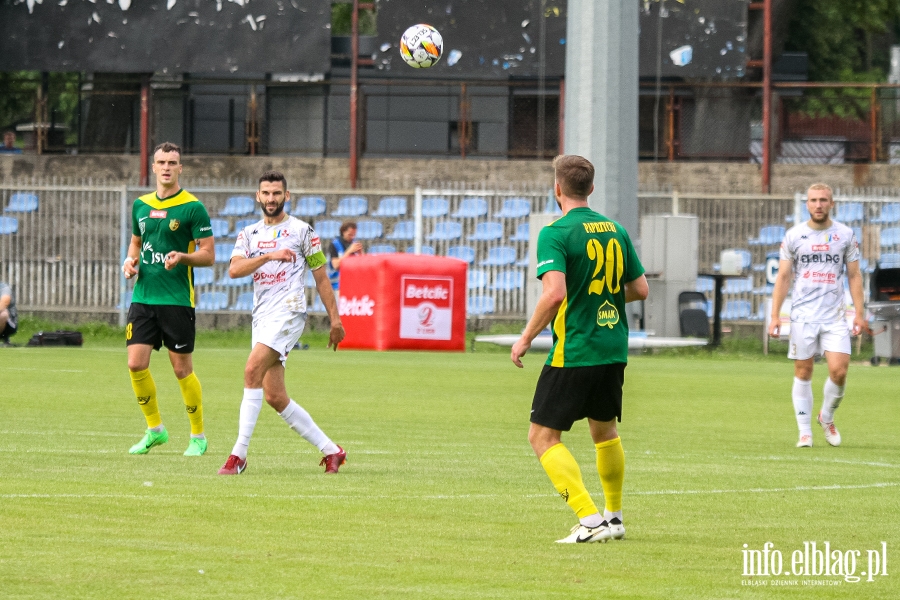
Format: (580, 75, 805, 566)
(399, 24, 443, 68)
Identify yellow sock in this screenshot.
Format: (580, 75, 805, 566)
(595, 437, 625, 513)
(177, 372, 204, 435)
(130, 369, 161, 429)
(539, 443, 598, 519)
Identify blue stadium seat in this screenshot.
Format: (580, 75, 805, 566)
(292, 196, 326, 217)
(451, 197, 488, 218)
(215, 242, 235, 263)
(355, 220, 383, 240)
(406, 245, 435, 255)
(496, 197, 531, 218)
(209, 218, 231, 238)
(196, 291, 229, 310)
(447, 245, 476, 264)
(230, 291, 254, 311)
(386, 220, 415, 240)
(233, 218, 257, 236)
(879, 253, 900, 268)
(0, 216, 18, 234)
(217, 273, 253, 287)
(368, 244, 397, 254)
(467, 295, 495, 315)
(332, 195, 368, 217)
(490, 270, 525, 290)
(835, 202, 864, 223)
(544, 193, 562, 215)
(722, 300, 752, 320)
(723, 276, 754, 294)
(4, 192, 39, 213)
(304, 269, 317, 288)
(314, 219, 341, 240)
(871, 203, 900, 224)
(220, 196, 255, 216)
(880, 227, 900, 247)
(373, 196, 408, 217)
(479, 246, 517, 266)
(421, 197, 450, 218)
(427, 220, 462, 241)
(509, 222, 530, 242)
(468, 221, 503, 241)
(515, 256, 529, 267)
(468, 269, 488, 289)
(748, 225, 785, 246)
(192, 267, 215, 286)
(696, 276, 715, 293)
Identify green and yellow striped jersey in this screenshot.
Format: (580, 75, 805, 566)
(535, 207, 644, 367)
(131, 189, 213, 307)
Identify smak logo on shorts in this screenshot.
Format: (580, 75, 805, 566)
(812, 244, 830, 252)
(258, 241, 277, 249)
(400, 276, 453, 340)
(149, 210, 167, 218)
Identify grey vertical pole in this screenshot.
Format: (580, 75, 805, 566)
(564, 0, 639, 235)
(118, 185, 129, 327)
(413, 186, 423, 254)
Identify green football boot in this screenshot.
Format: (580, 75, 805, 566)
(129, 427, 169, 455)
(183, 437, 208, 457)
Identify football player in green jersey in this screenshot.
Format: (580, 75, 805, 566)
(122, 142, 215, 457)
(511, 155, 649, 544)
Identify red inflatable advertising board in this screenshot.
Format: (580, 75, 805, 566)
(336, 254, 467, 351)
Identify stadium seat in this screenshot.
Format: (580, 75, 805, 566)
(722, 300, 752, 320)
(678, 291, 710, 339)
(835, 201, 864, 223)
(314, 219, 341, 240)
(427, 220, 462, 241)
(292, 196, 326, 217)
(229, 291, 254, 311)
(0, 216, 18, 235)
(368, 244, 397, 254)
(752, 283, 774, 296)
(451, 197, 488, 218)
(447, 245, 476, 264)
(386, 220, 415, 240)
(196, 291, 229, 311)
(696, 276, 715, 293)
(209, 218, 231, 238)
(215, 242, 235, 263)
(871, 202, 900, 224)
(373, 196, 408, 217)
(490, 269, 525, 290)
(723, 276, 754, 294)
(217, 273, 252, 287)
(748, 225, 785, 246)
(4, 192, 39, 213)
(421, 197, 450, 218)
(879, 253, 900, 268)
(880, 227, 900, 247)
(355, 220, 383, 240)
(479, 246, 517, 266)
(468, 269, 488, 289)
(220, 196, 255, 216)
(509, 222, 530, 242)
(496, 197, 531, 218)
(406, 245, 435, 255)
(192, 267, 215, 286)
(544, 193, 562, 215)
(304, 269, 317, 288)
(467, 295, 495, 316)
(468, 221, 503, 241)
(331, 195, 368, 217)
(233, 218, 257, 236)
(515, 256, 529, 267)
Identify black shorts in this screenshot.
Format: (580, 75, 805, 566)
(2, 322, 16, 339)
(530, 363, 626, 431)
(126, 302, 196, 353)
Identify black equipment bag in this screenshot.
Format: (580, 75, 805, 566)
(27, 330, 84, 347)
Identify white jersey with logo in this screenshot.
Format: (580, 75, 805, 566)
(231, 215, 324, 320)
(779, 220, 860, 324)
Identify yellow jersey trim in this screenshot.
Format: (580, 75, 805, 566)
(139, 189, 200, 210)
(550, 295, 568, 367)
(187, 239, 197, 307)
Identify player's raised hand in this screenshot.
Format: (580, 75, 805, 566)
(269, 248, 297, 263)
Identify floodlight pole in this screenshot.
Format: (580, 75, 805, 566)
(140, 76, 149, 187)
(349, 0, 360, 189)
(761, 0, 772, 192)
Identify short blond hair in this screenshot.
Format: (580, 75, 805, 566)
(806, 182, 833, 200)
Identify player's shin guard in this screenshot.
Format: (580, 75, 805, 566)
(130, 368, 161, 429)
(279, 399, 335, 453)
(595, 437, 625, 514)
(821, 378, 844, 423)
(231, 388, 264, 459)
(177, 372, 204, 435)
(792, 377, 814, 435)
(539, 443, 598, 519)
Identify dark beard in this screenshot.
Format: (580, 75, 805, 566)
(263, 203, 285, 217)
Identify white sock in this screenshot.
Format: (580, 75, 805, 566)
(821, 378, 845, 423)
(231, 388, 264, 460)
(278, 399, 339, 455)
(603, 509, 623, 523)
(580, 513, 604, 528)
(792, 377, 814, 436)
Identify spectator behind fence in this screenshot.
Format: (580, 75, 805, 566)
(1, 130, 22, 154)
(327, 220, 364, 290)
(0, 281, 18, 346)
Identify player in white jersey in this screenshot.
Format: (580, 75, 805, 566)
(768, 183, 868, 449)
(218, 171, 348, 475)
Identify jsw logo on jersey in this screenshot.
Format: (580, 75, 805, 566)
(339, 295, 375, 317)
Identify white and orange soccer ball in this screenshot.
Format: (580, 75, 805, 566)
(399, 24, 443, 68)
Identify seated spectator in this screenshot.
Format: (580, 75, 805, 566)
(0, 281, 18, 346)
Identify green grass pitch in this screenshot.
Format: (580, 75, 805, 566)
(1, 332, 898, 599)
